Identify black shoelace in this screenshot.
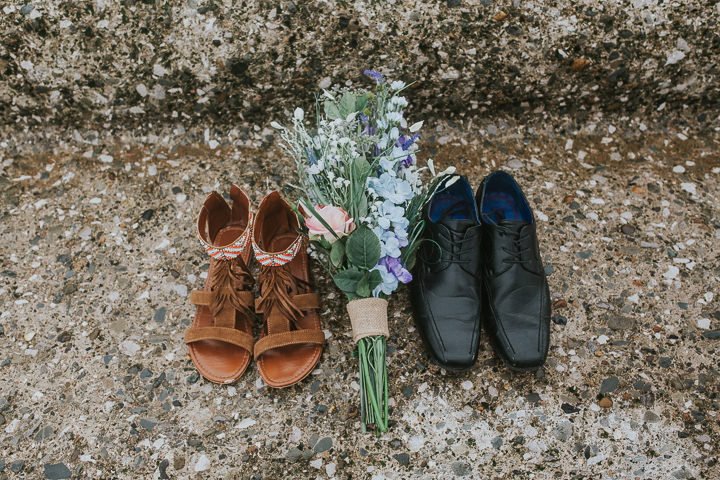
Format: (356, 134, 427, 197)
(496, 223, 532, 266)
(424, 200, 478, 266)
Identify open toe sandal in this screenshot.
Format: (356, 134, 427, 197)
(252, 191, 325, 388)
(184, 185, 256, 384)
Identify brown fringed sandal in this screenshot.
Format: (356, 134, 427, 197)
(184, 185, 256, 384)
(252, 191, 325, 388)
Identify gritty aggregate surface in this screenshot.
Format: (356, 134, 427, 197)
(0, 122, 719, 479)
(1, 1, 720, 478)
(1, 0, 719, 131)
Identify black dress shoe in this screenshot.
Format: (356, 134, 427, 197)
(476, 171, 551, 370)
(410, 175, 483, 370)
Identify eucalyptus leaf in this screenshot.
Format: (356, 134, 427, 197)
(324, 100, 341, 120)
(330, 240, 345, 267)
(333, 268, 364, 293)
(346, 226, 382, 269)
(339, 92, 356, 118)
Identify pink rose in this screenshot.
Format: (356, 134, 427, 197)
(302, 205, 356, 244)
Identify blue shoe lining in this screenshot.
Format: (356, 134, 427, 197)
(429, 176, 480, 223)
(481, 173, 533, 224)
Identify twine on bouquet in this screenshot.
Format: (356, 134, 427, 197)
(347, 298, 389, 342)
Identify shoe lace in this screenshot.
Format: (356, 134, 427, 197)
(209, 257, 255, 319)
(434, 232, 475, 265)
(497, 223, 532, 266)
(425, 200, 477, 265)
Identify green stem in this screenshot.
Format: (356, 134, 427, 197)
(357, 336, 388, 434)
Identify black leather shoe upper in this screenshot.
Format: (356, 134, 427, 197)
(476, 171, 551, 370)
(410, 175, 482, 370)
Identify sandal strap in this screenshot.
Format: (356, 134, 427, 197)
(184, 327, 255, 353)
(254, 292, 319, 313)
(190, 289, 253, 307)
(253, 329, 325, 359)
(197, 212, 253, 261)
(252, 233, 304, 267)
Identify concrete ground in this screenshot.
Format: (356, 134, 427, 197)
(0, 120, 718, 479)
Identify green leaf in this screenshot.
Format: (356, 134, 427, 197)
(368, 269, 382, 291)
(339, 92, 356, 118)
(357, 194, 369, 218)
(404, 249, 417, 270)
(355, 94, 369, 112)
(324, 100, 341, 120)
(345, 226, 382, 270)
(333, 268, 364, 293)
(330, 240, 345, 267)
(356, 274, 371, 297)
(353, 154, 371, 179)
(318, 236, 332, 250)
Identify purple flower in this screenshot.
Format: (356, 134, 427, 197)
(396, 133, 419, 151)
(381, 256, 413, 284)
(305, 147, 317, 165)
(364, 70, 384, 84)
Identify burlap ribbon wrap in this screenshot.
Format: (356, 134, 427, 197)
(346, 297, 389, 343)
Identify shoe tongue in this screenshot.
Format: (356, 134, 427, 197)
(497, 219, 529, 232)
(442, 219, 477, 234)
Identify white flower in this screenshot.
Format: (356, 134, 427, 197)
(440, 166, 458, 178)
(390, 96, 408, 108)
(409, 121, 423, 132)
(390, 80, 406, 90)
(386, 111, 403, 124)
(427, 158, 435, 176)
(389, 127, 400, 140)
(377, 135, 389, 149)
(294, 107, 304, 121)
(270, 121, 282, 129)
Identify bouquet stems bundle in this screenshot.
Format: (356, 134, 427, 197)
(273, 70, 454, 433)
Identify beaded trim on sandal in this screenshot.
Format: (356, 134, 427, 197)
(252, 234, 303, 267)
(197, 213, 254, 261)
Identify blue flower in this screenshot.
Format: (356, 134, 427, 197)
(395, 227, 409, 248)
(377, 200, 408, 230)
(378, 155, 398, 174)
(373, 227, 402, 258)
(371, 263, 398, 297)
(364, 70, 384, 84)
(368, 173, 414, 204)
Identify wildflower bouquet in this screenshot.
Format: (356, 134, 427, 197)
(272, 70, 454, 433)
